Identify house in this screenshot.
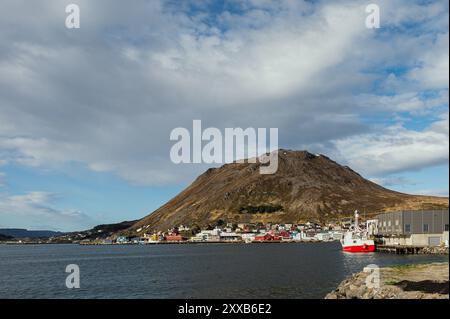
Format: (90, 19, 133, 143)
(178, 225, 190, 232)
(116, 236, 129, 244)
(190, 229, 221, 242)
(241, 233, 256, 243)
(329, 231, 344, 241)
(143, 233, 160, 242)
(341, 218, 353, 229)
(254, 233, 281, 241)
(277, 231, 292, 241)
(314, 232, 332, 241)
(220, 232, 241, 241)
(130, 237, 141, 244)
(165, 233, 184, 242)
(293, 231, 317, 241)
(376, 210, 449, 247)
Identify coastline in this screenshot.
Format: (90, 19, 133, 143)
(0, 240, 335, 246)
(326, 262, 449, 299)
(2, 240, 449, 255)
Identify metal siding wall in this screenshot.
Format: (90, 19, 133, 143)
(403, 211, 411, 235)
(386, 213, 392, 234)
(379, 214, 387, 235)
(395, 211, 402, 234)
(444, 211, 449, 231)
(423, 211, 433, 233)
(376, 210, 449, 235)
(432, 211, 441, 233)
(400, 211, 404, 234)
(378, 213, 385, 235)
(411, 212, 422, 234)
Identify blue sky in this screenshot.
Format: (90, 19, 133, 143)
(0, 0, 448, 231)
(2, 163, 183, 225)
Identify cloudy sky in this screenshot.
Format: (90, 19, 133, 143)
(0, 0, 448, 231)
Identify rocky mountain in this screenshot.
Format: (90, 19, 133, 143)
(128, 150, 448, 232)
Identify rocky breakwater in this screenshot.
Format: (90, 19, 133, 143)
(420, 246, 449, 255)
(326, 262, 449, 299)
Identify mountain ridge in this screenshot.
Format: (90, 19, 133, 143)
(0, 228, 64, 239)
(127, 150, 448, 233)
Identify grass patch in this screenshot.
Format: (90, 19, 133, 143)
(391, 264, 419, 271)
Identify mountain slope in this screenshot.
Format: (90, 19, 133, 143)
(129, 150, 448, 232)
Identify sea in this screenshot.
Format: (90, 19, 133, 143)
(0, 242, 447, 299)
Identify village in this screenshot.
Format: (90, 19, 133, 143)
(77, 209, 449, 255)
(82, 219, 354, 245)
(4, 210, 448, 254)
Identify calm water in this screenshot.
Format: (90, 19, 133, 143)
(0, 242, 447, 299)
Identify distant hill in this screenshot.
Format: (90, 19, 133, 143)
(54, 220, 140, 241)
(0, 228, 64, 239)
(0, 220, 139, 241)
(90, 220, 139, 233)
(0, 233, 14, 241)
(128, 150, 449, 232)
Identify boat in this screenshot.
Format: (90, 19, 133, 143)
(340, 210, 375, 252)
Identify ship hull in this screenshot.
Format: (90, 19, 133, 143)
(342, 244, 375, 253)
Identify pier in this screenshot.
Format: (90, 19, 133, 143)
(376, 245, 424, 254)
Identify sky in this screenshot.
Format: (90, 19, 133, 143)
(0, 0, 448, 231)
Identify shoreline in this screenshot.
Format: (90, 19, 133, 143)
(1, 240, 448, 256)
(0, 240, 335, 246)
(326, 262, 449, 299)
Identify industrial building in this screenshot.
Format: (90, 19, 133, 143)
(374, 210, 449, 247)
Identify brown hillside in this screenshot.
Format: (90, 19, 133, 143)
(129, 150, 448, 232)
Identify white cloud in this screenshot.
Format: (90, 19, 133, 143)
(356, 90, 448, 114)
(0, 172, 5, 187)
(0, 1, 447, 232)
(369, 176, 417, 187)
(0, 0, 448, 188)
(0, 0, 372, 185)
(0, 191, 96, 231)
(333, 113, 449, 176)
(408, 33, 449, 90)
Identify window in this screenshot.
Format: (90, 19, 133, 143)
(395, 220, 399, 226)
(423, 224, 429, 233)
(445, 224, 449, 232)
(405, 224, 411, 233)
(388, 221, 391, 227)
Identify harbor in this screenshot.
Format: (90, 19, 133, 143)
(1, 241, 447, 299)
(3, 209, 448, 260)
(72, 209, 450, 257)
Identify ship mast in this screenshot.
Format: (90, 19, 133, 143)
(354, 210, 360, 232)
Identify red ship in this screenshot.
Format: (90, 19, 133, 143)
(340, 210, 375, 253)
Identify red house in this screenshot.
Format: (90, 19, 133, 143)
(165, 233, 185, 241)
(254, 234, 281, 241)
(278, 231, 291, 240)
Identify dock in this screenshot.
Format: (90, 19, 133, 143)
(376, 245, 425, 254)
